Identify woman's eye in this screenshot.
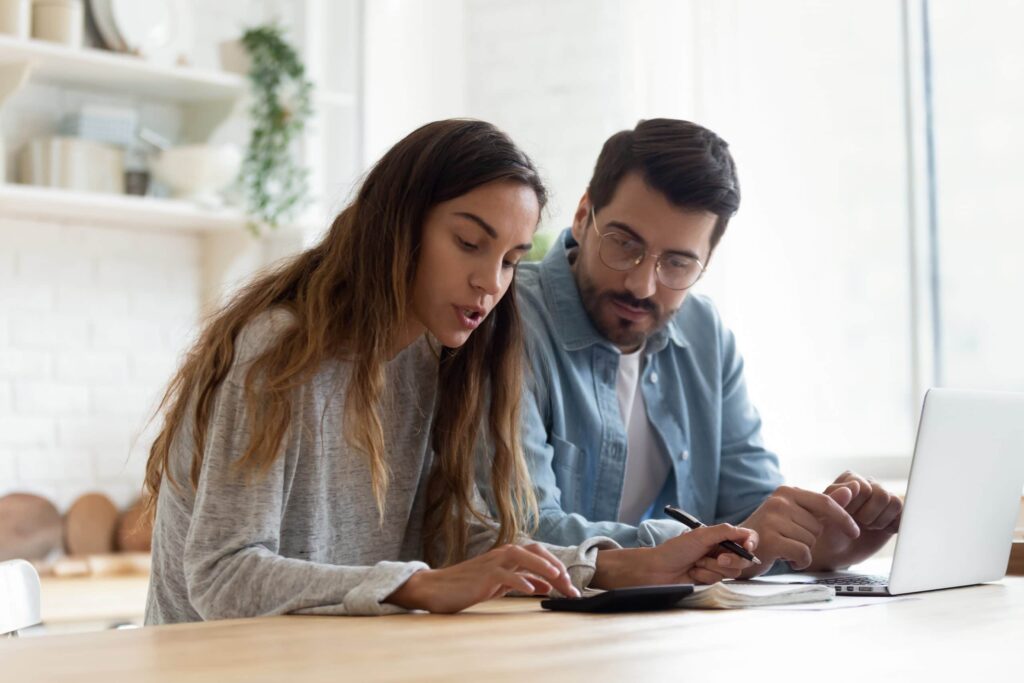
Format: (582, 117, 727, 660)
(456, 236, 479, 251)
(502, 259, 519, 270)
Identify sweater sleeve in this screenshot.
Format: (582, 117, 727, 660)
(180, 375, 428, 619)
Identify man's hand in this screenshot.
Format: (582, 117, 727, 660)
(807, 471, 902, 571)
(737, 485, 861, 577)
(592, 524, 759, 589)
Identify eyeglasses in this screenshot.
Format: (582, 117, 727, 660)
(589, 208, 706, 291)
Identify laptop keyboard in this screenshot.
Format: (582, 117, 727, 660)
(813, 575, 889, 586)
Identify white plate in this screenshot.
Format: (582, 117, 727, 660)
(109, 0, 181, 63)
(89, 0, 125, 52)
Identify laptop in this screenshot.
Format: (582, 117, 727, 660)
(772, 388, 1024, 596)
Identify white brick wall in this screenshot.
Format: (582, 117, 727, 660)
(0, 0, 300, 515)
(0, 218, 198, 511)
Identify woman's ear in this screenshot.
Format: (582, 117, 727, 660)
(570, 192, 591, 243)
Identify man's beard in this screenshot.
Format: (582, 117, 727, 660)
(575, 260, 675, 349)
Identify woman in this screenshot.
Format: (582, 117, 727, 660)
(143, 119, 757, 623)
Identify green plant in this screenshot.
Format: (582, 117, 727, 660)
(239, 25, 314, 234)
(525, 230, 556, 262)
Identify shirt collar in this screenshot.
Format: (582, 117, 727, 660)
(538, 229, 690, 354)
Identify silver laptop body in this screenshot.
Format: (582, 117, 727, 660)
(805, 388, 1024, 596)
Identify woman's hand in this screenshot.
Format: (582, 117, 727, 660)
(385, 543, 580, 614)
(592, 524, 759, 589)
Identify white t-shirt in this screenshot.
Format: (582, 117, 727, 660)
(616, 347, 671, 525)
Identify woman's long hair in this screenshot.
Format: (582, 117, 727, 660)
(143, 119, 546, 566)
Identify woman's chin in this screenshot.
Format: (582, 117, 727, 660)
(431, 328, 472, 349)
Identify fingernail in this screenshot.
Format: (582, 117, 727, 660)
(571, 586, 581, 598)
(719, 555, 731, 567)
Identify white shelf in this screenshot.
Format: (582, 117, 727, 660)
(0, 183, 248, 233)
(0, 35, 245, 103)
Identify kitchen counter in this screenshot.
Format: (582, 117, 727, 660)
(21, 573, 150, 636)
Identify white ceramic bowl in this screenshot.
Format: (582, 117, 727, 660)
(150, 144, 242, 203)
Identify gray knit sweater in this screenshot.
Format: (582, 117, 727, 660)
(145, 310, 615, 624)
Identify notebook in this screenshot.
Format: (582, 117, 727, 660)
(678, 582, 834, 608)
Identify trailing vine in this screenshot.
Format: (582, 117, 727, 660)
(239, 25, 314, 234)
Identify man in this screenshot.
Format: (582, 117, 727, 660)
(507, 119, 901, 576)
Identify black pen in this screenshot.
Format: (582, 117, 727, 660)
(663, 505, 761, 565)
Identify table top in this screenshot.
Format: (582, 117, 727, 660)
(3, 576, 1022, 682)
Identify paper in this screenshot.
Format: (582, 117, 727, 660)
(754, 595, 918, 611)
(678, 581, 834, 609)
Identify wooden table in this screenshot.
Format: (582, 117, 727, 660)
(3, 577, 1022, 682)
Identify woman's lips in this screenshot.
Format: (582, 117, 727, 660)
(454, 304, 484, 330)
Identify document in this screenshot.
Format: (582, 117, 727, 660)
(678, 582, 834, 608)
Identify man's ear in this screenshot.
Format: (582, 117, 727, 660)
(570, 192, 591, 243)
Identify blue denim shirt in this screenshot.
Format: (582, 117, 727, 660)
(513, 229, 784, 548)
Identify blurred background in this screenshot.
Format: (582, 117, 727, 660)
(1, 1, 1023, 626)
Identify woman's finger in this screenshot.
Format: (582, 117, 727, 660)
(503, 545, 579, 597)
(523, 543, 573, 583)
(523, 573, 554, 595)
(497, 568, 540, 596)
(497, 545, 558, 578)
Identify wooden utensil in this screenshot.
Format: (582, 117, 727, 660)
(64, 492, 119, 556)
(0, 492, 63, 561)
(116, 497, 153, 552)
(1009, 542, 1024, 576)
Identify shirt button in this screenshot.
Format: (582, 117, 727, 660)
(650, 372, 659, 383)
(680, 450, 690, 461)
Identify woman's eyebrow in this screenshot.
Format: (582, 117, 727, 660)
(455, 212, 532, 250)
(455, 211, 497, 238)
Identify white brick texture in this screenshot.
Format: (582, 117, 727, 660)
(1, 215, 198, 507)
(0, 0, 306, 511)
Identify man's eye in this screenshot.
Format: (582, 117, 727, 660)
(666, 256, 695, 270)
(614, 237, 642, 254)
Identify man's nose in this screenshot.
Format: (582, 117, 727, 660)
(623, 256, 658, 300)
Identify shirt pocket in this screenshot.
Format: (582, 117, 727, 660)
(550, 434, 583, 512)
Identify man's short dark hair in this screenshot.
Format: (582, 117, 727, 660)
(587, 118, 740, 251)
